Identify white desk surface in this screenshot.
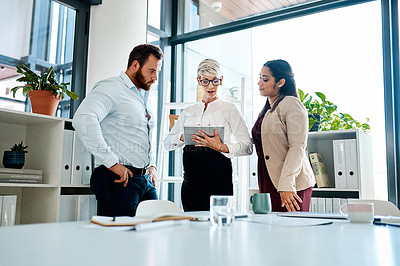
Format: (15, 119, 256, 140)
(0, 214, 399, 266)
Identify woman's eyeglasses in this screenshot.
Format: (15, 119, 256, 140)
(199, 78, 222, 87)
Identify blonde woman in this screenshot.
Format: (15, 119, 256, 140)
(164, 59, 253, 211)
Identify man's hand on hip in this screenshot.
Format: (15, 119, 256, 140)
(109, 163, 133, 187)
(149, 166, 157, 187)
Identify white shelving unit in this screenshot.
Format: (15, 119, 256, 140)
(307, 129, 374, 200)
(0, 108, 93, 224)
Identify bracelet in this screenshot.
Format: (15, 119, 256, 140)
(219, 143, 224, 152)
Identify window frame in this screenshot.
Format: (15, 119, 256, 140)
(163, 0, 400, 207)
(0, 0, 96, 118)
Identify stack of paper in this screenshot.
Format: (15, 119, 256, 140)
(0, 168, 42, 183)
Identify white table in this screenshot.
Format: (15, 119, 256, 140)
(0, 214, 399, 266)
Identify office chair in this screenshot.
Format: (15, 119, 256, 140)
(136, 200, 183, 216)
(348, 199, 400, 216)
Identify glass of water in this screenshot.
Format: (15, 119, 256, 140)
(210, 195, 235, 226)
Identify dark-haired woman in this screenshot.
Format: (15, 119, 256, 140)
(252, 59, 315, 212)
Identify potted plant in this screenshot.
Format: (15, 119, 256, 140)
(298, 89, 370, 132)
(3, 141, 28, 169)
(10, 64, 78, 116)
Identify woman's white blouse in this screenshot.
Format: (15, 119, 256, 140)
(164, 98, 253, 158)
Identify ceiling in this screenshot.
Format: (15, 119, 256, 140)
(201, 0, 310, 21)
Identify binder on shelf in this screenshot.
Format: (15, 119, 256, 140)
(1, 195, 17, 226)
(310, 198, 318, 212)
(317, 198, 326, 213)
(59, 195, 78, 222)
(0, 196, 3, 225)
(61, 130, 74, 185)
(89, 195, 97, 219)
(309, 153, 332, 188)
(59, 195, 97, 222)
(77, 195, 90, 221)
(77, 195, 97, 221)
(345, 139, 359, 189)
(81, 151, 93, 185)
(332, 140, 347, 189)
(333, 198, 341, 213)
(340, 198, 348, 206)
(71, 135, 85, 185)
(325, 198, 333, 213)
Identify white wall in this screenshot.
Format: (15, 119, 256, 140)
(0, 0, 33, 59)
(86, 0, 147, 92)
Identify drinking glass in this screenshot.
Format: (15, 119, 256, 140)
(210, 195, 235, 226)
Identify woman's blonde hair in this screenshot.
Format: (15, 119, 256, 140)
(197, 59, 221, 78)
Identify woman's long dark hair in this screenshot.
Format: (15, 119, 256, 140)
(260, 59, 298, 116)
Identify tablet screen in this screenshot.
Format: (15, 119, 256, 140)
(183, 126, 224, 146)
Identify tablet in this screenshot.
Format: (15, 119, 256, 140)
(183, 126, 224, 146)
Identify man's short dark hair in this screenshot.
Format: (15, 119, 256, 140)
(127, 44, 164, 69)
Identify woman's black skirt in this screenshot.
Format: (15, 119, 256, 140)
(181, 145, 233, 211)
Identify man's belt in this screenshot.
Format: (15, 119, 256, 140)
(126, 165, 149, 176)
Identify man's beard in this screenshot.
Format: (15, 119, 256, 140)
(134, 67, 152, 91)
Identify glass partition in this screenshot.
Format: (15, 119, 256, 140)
(250, 1, 387, 200)
(167, 0, 387, 209)
(165, 29, 253, 210)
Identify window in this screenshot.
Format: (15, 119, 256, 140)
(148, 0, 162, 29)
(0, 0, 90, 118)
(163, 31, 254, 209)
(250, 1, 386, 199)
(165, 0, 391, 209)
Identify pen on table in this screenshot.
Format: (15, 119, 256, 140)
(373, 217, 400, 228)
(377, 216, 400, 222)
(193, 214, 248, 222)
(235, 214, 248, 219)
(373, 221, 400, 228)
(130, 220, 189, 231)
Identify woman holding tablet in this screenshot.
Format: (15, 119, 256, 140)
(164, 59, 253, 211)
(252, 59, 315, 212)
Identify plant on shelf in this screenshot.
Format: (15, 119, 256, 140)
(2, 141, 29, 169)
(11, 142, 29, 153)
(10, 64, 78, 116)
(298, 89, 370, 132)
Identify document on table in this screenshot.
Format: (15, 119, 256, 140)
(246, 214, 333, 227)
(373, 216, 400, 228)
(277, 212, 347, 220)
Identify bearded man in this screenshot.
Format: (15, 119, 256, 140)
(73, 44, 163, 217)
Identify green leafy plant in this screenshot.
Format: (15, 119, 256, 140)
(298, 89, 370, 132)
(10, 64, 78, 100)
(10, 141, 28, 153)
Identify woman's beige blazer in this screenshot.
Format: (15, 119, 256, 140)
(260, 96, 316, 192)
